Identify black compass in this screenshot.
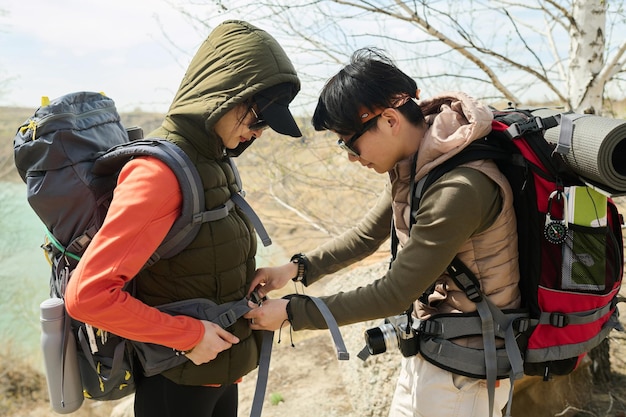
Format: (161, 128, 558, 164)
(544, 220, 567, 244)
(544, 189, 568, 245)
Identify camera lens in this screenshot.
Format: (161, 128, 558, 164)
(364, 323, 397, 355)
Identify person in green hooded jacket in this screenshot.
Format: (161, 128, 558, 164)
(65, 20, 301, 417)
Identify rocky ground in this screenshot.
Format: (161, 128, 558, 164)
(3, 190, 625, 417)
(5, 248, 626, 417)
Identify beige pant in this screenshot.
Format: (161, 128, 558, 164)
(388, 355, 511, 417)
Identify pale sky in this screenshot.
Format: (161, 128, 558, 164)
(4, 1, 624, 116)
(0, 0, 301, 114)
(0, 0, 530, 117)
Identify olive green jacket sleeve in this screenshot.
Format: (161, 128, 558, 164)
(289, 167, 502, 330)
(301, 181, 394, 285)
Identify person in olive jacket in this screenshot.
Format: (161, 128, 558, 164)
(66, 20, 301, 417)
(245, 48, 519, 417)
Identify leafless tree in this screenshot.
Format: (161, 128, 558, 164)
(179, 0, 626, 116)
(165, 0, 626, 249)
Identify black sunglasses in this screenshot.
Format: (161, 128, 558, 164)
(248, 106, 269, 131)
(337, 113, 382, 157)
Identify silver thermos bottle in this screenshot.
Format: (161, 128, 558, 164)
(40, 297, 84, 413)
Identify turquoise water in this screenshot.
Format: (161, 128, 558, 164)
(0, 181, 50, 368)
(0, 181, 284, 369)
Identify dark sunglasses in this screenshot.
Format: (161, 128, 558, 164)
(337, 113, 382, 157)
(248, 106, 270, 131)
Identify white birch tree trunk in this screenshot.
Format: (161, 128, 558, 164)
(568, 0, 606, 114)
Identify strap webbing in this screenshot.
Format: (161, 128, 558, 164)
(249, 331, 274, 417)
(248, 295, 347, 416)
(228, 158, 272, 246)
(227, 157, 271, 247)
(450, 266, 497, 417)
(152, 294, 346, 417)
(78, 327, 127, 381)
(308, 296, 350, 360)
(150, 200, 238, 266)
(198, 200, 235, 222)
(503, 113, 561, 140)
(45, 229, 82, 262)
(555, 113, 588, 155)
(538, 302, 613, 327)
(448, 259, 524, 417)
(526, 309, 621, 363)
(231, 193, 272, 247)
(228, 157, 244, 191)
(61, 305, 72, 408)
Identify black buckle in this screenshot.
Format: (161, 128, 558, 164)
(418, 319, 442, 336)
(506, 116, 544, 139)
(464, 283, 483, 303)
(217, 310, 237, 328)
(549, 312, 569, 328)
(516, 116, 544, 133)
(249, 289, 266, 306)
(513, 317, 530, 333)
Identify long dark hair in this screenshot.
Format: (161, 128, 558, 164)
(312, 48, 424, 135)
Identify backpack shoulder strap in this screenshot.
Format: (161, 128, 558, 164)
(93, 139, 272, 266)
(93, 139, 207, 263)
(227, 158, 272, 247)
(412, 140, 513, 218)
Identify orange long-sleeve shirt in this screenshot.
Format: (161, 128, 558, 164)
(65, 156, 204, 352)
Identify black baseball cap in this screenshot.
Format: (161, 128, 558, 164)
(254, 83, 302, 137)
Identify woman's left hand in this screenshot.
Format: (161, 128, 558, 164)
(244, 298, 289, 331)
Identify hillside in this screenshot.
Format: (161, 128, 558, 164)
(1, 107, 30, 181)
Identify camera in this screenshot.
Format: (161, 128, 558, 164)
(364, 313, 420, 358)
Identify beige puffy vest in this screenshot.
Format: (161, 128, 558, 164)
(391, 158, 521, 320)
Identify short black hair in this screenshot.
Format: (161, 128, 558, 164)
(312, 48, 424, 135)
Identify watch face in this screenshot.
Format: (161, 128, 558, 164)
(544, 221, 567, 244)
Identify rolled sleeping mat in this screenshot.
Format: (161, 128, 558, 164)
(531, 108, 626, 195)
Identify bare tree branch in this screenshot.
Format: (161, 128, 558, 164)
(543, 0, 576, 29)
(268, 183, 334, 237)
(393, 0, 521, 102)
(598, 40, 626, 84)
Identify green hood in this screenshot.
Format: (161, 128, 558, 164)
(152, 20, 300, 158)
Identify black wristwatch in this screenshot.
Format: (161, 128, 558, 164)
(290, 253, 307, 282)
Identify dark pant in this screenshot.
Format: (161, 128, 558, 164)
(134, 373, 238, 417)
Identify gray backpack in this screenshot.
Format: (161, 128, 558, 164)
(13, 91, 272, 404)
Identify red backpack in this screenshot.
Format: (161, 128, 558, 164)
(406, 107, 624, 416)
(491, 109, 623, 375)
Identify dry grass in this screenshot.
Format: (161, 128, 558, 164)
(0, 349, 48, 416)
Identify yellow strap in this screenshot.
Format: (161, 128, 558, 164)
(42, 235, 53, 266)
(18, 119, 37, 136)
